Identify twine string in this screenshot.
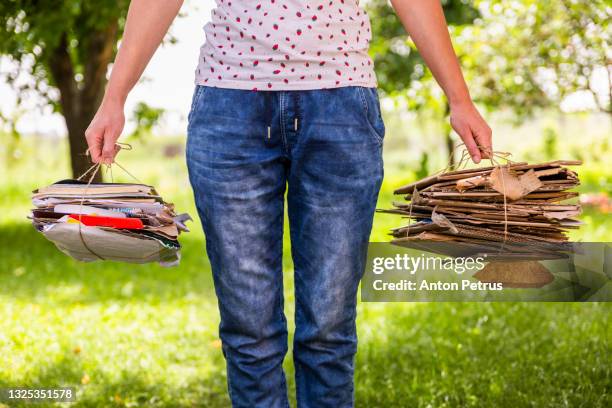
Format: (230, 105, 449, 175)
(77, 163, 105, 260)
(75, 142, 140, 260)
(486, 152, 510, 247)
(76, 163, 100, 181)
(112, 160, 144, 184)
(406, 143, 513, 247)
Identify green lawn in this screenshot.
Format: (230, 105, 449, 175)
(1, 122, 610, 407)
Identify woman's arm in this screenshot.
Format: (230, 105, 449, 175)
(85, 0, 183, 164)
(390, 0, 492, 163)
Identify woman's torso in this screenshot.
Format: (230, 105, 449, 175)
(195, 0, 377, 91)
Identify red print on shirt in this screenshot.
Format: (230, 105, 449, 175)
(196, 1, 377, 90)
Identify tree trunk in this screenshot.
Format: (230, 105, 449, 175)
(48, 23, 118, 181)
(66, 110, 96, 180)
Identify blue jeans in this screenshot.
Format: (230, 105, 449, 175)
(186, 85, 384, 407)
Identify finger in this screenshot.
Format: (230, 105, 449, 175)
(101, 129, 119, 165)
(474, 126, 493, 159)
(458, 127, 481, 164)
(85, 128, 104, 164)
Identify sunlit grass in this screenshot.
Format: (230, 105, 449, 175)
(0, 119, 610, 407)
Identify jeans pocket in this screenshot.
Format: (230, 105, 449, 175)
(356, 86, 386, 145)
(187, 85, 206, 133)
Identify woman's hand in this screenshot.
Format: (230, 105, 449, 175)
(85, 100, 125, 164)
(449, 100, 493, 164)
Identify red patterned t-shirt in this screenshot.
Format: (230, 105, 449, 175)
(195, 0, 377, 90)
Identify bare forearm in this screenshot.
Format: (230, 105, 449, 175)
(86, 0, 182, 164)
(390, 0, 470, 105)
(389, 0, 492, 162)
(104, 0, 183, 104)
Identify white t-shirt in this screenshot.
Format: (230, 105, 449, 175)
(195, 0, 378, 90)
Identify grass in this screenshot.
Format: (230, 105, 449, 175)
(0, 112, 611, 407)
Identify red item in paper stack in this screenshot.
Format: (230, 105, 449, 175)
(68, 214, 144, 229)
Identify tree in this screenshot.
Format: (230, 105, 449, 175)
(0, 0, 130, 179)
(459, 0, 611, 119)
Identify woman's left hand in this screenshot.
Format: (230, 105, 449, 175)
(449, 100, 493, 164)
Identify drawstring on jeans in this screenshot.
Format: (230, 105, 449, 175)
(264, 91, 273, 140)
(262, 92, 299, 139)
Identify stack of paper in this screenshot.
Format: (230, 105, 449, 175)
(380, 160, 582, 257)
(30, 179, 191, 266)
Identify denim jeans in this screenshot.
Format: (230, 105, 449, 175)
(186, 85, 384, 408)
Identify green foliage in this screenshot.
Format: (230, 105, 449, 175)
(369, 0, 611, 120)
(0, 0, 132, 177)
(459, 0, 612, 117)
(367, 0, 479, 98)
(0, 0, 129, 106)
(542, 127, 559, 160)
(415, 152, 430, 180)
(129, 102, 165, 141)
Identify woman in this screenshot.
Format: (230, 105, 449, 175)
(85, 1, 492, 406)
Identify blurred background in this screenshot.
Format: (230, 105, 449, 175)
(0, 0, 610, 407)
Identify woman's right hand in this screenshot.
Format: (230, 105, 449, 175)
(83, 0, 183, 164)
(85, 99, 125, 164)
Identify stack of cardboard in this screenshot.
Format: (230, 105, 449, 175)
(30, 179, 191, 266)
(380, 160, 582, 258)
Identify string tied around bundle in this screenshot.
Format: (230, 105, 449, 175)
(405, 143, 514, 246)
(74, 143, 142, 260)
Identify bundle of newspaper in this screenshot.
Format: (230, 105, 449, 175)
(30, 179, 191, 266)
(380, 160, 582, 258)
